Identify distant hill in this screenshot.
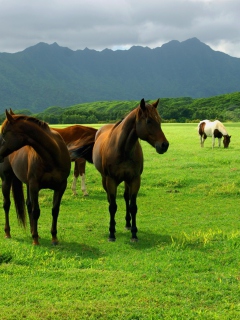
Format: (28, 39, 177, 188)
(5, 92, 236, 125)
(0, 37, 240, 113)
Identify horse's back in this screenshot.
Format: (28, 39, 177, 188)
(95, 124, 114, 141)
(199, 120, 215, 137)
(53, 125, 97, 144)
(204, 120, 226, 136)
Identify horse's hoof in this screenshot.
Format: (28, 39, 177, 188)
(131, 238, 138, 242)
(125, 226, 131, 231)
(52, 239, 59, 246)
(32, 241, 40, 245)
(5, 235, 11, 239)
(108, 237, 116, 242)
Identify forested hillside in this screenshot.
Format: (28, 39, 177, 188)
(3, 92, 239, 124)
(0, 38, 240, 113)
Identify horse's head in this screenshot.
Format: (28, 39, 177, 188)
(0, 110, 26, 162)
(223, 134, 231, 148)
(136, 99, 169, 154)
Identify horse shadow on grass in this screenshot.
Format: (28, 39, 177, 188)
(114, 229, 209, 252)
(14, 235, 101, 260)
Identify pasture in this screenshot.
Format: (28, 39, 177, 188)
(0, 122, 240, 319)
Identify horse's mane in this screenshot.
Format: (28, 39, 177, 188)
(2, 115, 50, 132)
(112, 119, 123, 130)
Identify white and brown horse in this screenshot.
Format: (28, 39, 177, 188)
(198, 120, 231, 148)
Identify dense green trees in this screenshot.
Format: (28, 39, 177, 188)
(1, 92, 240, 124)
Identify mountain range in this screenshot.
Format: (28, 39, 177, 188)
(0, 37, 240, 114)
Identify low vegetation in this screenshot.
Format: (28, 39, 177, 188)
(0, 123, 240, 319)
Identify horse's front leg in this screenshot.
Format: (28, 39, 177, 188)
(129, 176, 141, 241)
(218, 138, 221, 147)
(124, 182, 131, 230)
(51, 182, 67, 245)
(105, 177, 117, 241)
(212, 136, 215, 149)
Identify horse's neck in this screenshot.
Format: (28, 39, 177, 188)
(25, 124, 63, 165)
(113, 112, 138, 153)
(216, 122, 228, 135)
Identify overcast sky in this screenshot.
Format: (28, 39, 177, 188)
(0, 0, 239, 57)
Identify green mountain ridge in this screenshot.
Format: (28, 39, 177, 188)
(0, 38, 240, 114)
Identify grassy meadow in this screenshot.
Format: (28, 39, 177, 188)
(0, 122, 240, 319)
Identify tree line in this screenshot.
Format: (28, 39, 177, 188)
(1, 92, 240, 124)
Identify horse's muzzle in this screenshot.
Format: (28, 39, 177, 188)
(156, 141, 169, 154)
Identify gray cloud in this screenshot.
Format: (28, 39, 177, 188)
(0, 0, 239, 57)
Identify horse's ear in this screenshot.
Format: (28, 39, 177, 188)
(5, 109, 14, 123)
(9, 108, 15, 115)
(140, 98, 146, 111)
(152, 99, 159, 108)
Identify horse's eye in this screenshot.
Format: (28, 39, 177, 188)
(146, 118, 152, 124)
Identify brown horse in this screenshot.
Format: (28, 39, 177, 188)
(0, 111, 71, 245)
(53, 125, 97, 196)
(70, 99, 169, 241)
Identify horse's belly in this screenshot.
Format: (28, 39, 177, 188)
(39, 172, 67, 190)
(108, 161, 142, 184)
(204, 127, 213, 137)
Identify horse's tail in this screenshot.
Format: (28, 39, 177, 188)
(68, 142, 94, 163)
(11, 175, 26, 228)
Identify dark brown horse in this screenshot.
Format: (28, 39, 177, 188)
(53, 125, 97, 196)
(0, 111, 71, 245)
(70, 99, 169, 241)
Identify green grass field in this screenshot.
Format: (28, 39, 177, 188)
(0, 123, 240, 319)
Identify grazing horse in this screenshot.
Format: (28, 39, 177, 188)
(70, 99, 169, 241)
(0, 111, 71, 245)
(53, 125, 97, 196)
(198, 120, 231, 148)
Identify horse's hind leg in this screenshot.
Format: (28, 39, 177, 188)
(26, 185, 33, 234)
(2, 178, 12, 238)
(72, 159, 88, 196)
(129, 177, 141, 241)
(28, 188, 41, 245)
(78, 159, 88, 196)
(71, 161, 79, 195)
(200, 135, 203, 147)
(51, 182, 67, 245)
